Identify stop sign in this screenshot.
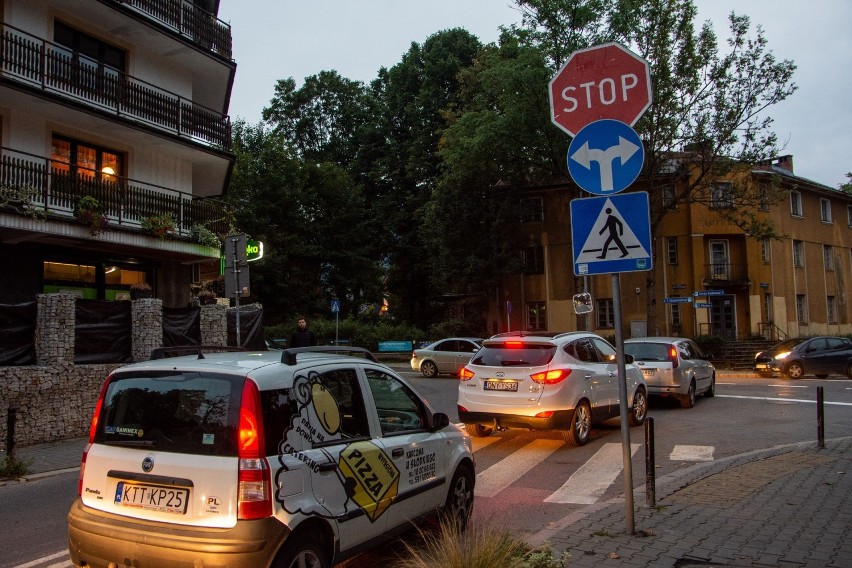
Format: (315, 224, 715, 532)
(549, 42, 652, 137)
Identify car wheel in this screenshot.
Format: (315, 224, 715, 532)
(679, 380, 696, 409)
(273, 531, 330, 568)
(444, 463, 475, 530)
(562, 401, 591, 446)
(629, 388, 647, 426)
(465, 423, 493, 438)
(786, 362, 804, 379)
(705, 374, 715, 398)
(421, 360, 438, 378)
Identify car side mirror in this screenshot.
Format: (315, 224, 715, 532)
(429, 412, 450, 432)
(624, 353, 635, 364)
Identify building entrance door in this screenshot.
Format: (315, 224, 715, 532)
(710, 295, 736, 340)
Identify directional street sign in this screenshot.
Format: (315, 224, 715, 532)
(695, 302, 713, 308)
(567, 119, 644, 195)
(694, 290, 724, 297)
(549, 42, 653, 137)
(570, 192, 652, 276)
(664, 297, 692, 304)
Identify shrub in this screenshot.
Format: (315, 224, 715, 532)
(189, 224, 222, 248)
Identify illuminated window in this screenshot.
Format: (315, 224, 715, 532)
(51, 135, 123, 180)
(527, 302, 546, 330)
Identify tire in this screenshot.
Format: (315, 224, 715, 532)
(786, 362, 804, 379)
(465, 423, 493, 438)
(629, 388, 647, 426)
(705, 374, 715, 398)
(679, 380, 696, 409)
(273, 531, 330, 568)
(443, 463, 475, 530)
(421, 360, 438, 378)
(562, 401, 591, 446)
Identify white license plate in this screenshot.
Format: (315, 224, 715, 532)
(484, 380, 518, 392)
(755, 363, 769, 369)
(641, 369, 655, 377)
(114, 481, 189, 514)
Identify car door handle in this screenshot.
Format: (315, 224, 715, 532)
(317, 462, 337, 473)
(584, 374, 592, 380)
(392, 448, 404, 458)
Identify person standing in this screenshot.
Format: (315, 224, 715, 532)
(290, 316, 317, 347)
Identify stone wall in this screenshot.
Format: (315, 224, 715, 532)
(0, 294, 228, 451)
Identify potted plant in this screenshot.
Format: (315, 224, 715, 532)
(73, 195, 109, 236)
(129, 282, 152, 300)
(196, 289, 217, 305)
(141, 212, 177, 240)
(189, 224, 222, 248)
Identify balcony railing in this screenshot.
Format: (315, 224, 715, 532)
(704, 263, 749, 284)
(0, 146, 230, 237)
(0, 23, 231, 151)
(107, 0, 232, 60)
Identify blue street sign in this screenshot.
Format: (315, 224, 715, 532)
(694, 302, 712, 308)
(693, 290, 724, 297)
(567, 119, 644, 195)
(571, 192, 652, 276)
(331, 299, 340, 313)
(664, 297, 692, 304)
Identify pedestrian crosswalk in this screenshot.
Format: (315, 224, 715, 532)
(471, 435, 715, 505)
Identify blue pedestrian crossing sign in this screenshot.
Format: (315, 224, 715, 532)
(570, 193, 652, 276)
(330, 299, 340, 313)
(567, 119, 644, 195)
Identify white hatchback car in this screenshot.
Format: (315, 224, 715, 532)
(623, 337, 716, 408)
(68, 347, 475, 568)
(457, 332, 647, 446)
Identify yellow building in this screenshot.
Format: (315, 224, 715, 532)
(489, 156, 852, 341)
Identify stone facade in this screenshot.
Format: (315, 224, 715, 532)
(0, 294, 229, 451)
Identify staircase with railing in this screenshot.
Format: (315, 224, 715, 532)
(715, 339, 777, 370)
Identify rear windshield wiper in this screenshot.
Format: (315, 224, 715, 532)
(103, 440, 157, 447)
(501, 360, 530, 366)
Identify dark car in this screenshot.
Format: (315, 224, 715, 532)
(753, 336, 852, 379)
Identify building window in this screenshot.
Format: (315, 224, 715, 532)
(763, 293, 773, 323)
(761, 238, 771, 263)
(710, 182, 733, 209)
(671, 302, 682, 334)
(519, 197, 544, 223)
(820, 198, 832, 223)
(523, 246, 544, 275)
(796, 294, 808, 324)
(790, 191, 803, 217)
(52, 21, 126, 94)
(662, 185, 676, 208)
(667, 237, 678, 265)
(827, 296, 837, 324)
(51, 135, 123, 181)
(824, 245, 834, 271)
(527, 302, 546, 330)
(43, 261, 148, 300)
(596, 298, 614, 328)
(758, 184, 770, 211)
(847, 205, 852, 227)
(792, 240, 804, 268)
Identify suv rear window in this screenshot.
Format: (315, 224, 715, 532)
(624, 343, 670, 361)
(94, 371, 242, 456)
(471, 343, 556, 367)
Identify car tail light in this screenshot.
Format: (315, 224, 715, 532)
(504, 341, 524, 348)
(669, 346, 679, 368)
(237, 380, 272, 520)
(79, 375, 111, 496)
(459, 367, 475, 381)
(530, 369, 572, 385)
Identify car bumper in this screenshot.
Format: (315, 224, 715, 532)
(458, 409, 573, 431)
(68, 498, 289, 568)
(753, 362, 780, 374)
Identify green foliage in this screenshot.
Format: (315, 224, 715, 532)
(0, 184, 45, 220)
(0, 455, 32, 479)
(73, 195, 108, 236)
(189, 224, 221, 248)
(264, 318, 428, 351)
(141, 212, 177, 240)
(695, 334, 727, 358)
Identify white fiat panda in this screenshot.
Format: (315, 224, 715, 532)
(67, 347, 475, 568)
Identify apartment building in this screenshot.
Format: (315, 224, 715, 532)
(0, 0, 235, 306)
(490, 156, 852, 341)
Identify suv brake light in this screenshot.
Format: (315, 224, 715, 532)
(530, 369, 571, 385)
(459, 367, 475, 381)
(669, 346, 679, 368)
(238, 380, 272, 519)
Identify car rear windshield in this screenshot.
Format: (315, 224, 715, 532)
(471, 343, 556, 367)
(94, 371, 242, 456)
(624, 343, 670, 361)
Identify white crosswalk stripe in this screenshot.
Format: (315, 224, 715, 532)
(12, 550, 70, 568)
(474, 439, 563, 498)
(544, 443, 640, 504)
(669, 444, 714, 461)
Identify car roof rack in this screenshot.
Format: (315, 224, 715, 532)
(280, 346, 379, 365)
(150, 345, 246, 360)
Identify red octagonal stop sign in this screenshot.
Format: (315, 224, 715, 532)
(549, 42, 652, 137)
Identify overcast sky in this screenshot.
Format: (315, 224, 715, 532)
(218, 1, 852, 188)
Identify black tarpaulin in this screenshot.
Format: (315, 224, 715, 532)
(162, 307, 201, 347)
(0, 301, 36, 366)
(75, 300, 132, 364)
(228, 308, 264, 349)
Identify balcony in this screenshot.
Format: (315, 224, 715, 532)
(104, 0, 232, 60)
(703, 263, 750, 287)
(0, 23, 231, 151)
(0, 146, 230, 237)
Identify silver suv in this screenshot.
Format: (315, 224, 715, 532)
(457, 332, 647, 446)
(68, 347, 475, 568)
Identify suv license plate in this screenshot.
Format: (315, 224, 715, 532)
(484, 380, 518, 392)
(114, 481, 189, 515)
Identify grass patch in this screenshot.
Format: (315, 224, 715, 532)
(0, 455, 32, 479)
(397, 517, 570, 568)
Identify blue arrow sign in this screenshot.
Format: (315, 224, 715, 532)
(571, 192, 652, 276)
(567, 119, 644, 195)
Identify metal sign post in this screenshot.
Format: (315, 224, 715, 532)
(231, 237, 242, 347)
(611, 273, 634, 534)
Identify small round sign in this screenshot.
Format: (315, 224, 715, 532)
(567, 119, 644, 195)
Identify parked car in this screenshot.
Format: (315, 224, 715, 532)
(753, 336, 852, 379)
(410, 337, 483, 377)
(457, 332, 647, 446)
(623, 337, 715, 408)
(68, 347, 475, 568)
